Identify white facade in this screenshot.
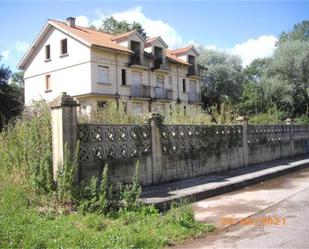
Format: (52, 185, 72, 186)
(19, 18, 202, 112)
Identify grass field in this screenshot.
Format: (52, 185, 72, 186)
(0, 171, 215, 249)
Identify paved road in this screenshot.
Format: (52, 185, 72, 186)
(173, 168, 309, 249)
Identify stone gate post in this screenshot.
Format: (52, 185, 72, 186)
(148, 113, 164, 184)
(285, 118, 294, 156)
(237, 116, 249, 167)
(50, 92, 79, 180)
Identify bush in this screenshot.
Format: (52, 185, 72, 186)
(164, 103, 213, 125)
(0, 100, 54, 192)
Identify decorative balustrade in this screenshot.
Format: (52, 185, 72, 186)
(247, 125, 291, 146)
(293, 125, 309, 141)
(78, 124, 151, 162)
(161, 125, 243, 154)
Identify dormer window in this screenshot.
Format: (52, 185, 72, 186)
(45, 45, 51, 61)
(60, 38, 68, 55)
(130, 41, 141, 65)
(154, 46, 163, 68)
(188, 55, 195, 65)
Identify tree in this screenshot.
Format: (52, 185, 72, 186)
(263, 40, 309, 116)
(279, 20, 309, 44)
(92, 17, 147, 39)
(198, 48, 244, 110)
(0, 57, 23, 129)
(238, 58, 271, 115)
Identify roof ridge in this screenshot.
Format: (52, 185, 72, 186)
(49, 18, 114, 36)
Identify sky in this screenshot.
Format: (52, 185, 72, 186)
(1, 0, 309, 71)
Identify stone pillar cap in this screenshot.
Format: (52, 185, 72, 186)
(236, 116, 249, 122)
(50, 92, 80, 108)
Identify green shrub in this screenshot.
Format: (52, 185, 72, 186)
(294, 115, 309, 124)
(164, 103, 213, 125)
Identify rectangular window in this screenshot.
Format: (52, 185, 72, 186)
(60, 39, 68, 55)
(182, 79, 186, 92)
(45, 75, 51, 92)
(98, 65, 109, 83)
(168, 76, 172, 89)
(45, 45, 50, 60)
(121, 69, 126, 85)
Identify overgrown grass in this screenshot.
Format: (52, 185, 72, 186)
(0, 170, 214, 249)
(0, 101, 215, 248)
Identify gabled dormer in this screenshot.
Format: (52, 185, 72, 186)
(111, 30, 147, 67)
(144, 37, 169, 71)
(170, 45, 200, 76)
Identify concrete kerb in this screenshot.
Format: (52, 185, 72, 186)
(141, 155, 309, 211)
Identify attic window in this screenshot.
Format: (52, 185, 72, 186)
(60, 39, 68, 55)
(45, 45, 50, 60)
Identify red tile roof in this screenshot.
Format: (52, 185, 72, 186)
(166, 50, 191, 66)
(145, 36, 159, 47)
(170, 45, 194, 55)
(49, 19, 133, 53)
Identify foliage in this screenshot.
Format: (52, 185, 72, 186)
(121, 160, 142, 212)
(263, 40, 309, 116)
(0, 180, 213, 249)
(249, 106, 286, 124)
(79, 101, 145, 124)
(90, 16, 147, 39)
(198, 48, 244, 109)
(0, 58, 23, 129)
(163, 103, 213, 125)
(0, 101, 53, 191)
(56, 142, 80, 202)
(279, 20, 309, 43)
(294, 115, 309, 125)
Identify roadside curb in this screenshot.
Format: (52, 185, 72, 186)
(141, 156, 309, 211)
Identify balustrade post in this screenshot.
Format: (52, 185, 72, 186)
(237, 116, 249, 167)
(285, 118, 294, 157)
(148, 113, 164, 184)
(50, 92, 79, 180)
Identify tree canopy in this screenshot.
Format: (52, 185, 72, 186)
(198, 48, 244, 110)
(90, 17, 147, 39)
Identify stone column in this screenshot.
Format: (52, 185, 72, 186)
(50, 92, 80, 180)
(285, 118, 294, 156)
(237, 116, 249, 167)
(148, 113, 164, 184)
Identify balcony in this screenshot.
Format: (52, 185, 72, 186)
(154, 87, 173, 100)
(187, 66, 200, 76)
(152, 58, 169, 71)
(131, 85, 151, 98)
(129, 53, 141, 66)
(188, 91, 201, 102)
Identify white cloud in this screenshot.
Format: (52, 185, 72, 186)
(76, 15, 90, 27)
(90, 6, 184, 48)
(15, 41, 30, 52)
(1, 50, 10, 60)
(228, 35, 278, 66)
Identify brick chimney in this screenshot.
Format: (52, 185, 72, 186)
(66, 17, 76, 27)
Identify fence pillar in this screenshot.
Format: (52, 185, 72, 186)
(50, 92, 79, 180)
(237, 116, 249, 167)
(148, 113, 164, 184)
(285, 118, 294, 156)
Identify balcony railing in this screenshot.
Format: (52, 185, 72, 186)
(187, 66, 200, 76)
(152, 58, 170, 71)
(188, 92, 201, 102)
(129, 53, 141, 66)
(131, 85, 151, 98)
(154, 87, 173, 100)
